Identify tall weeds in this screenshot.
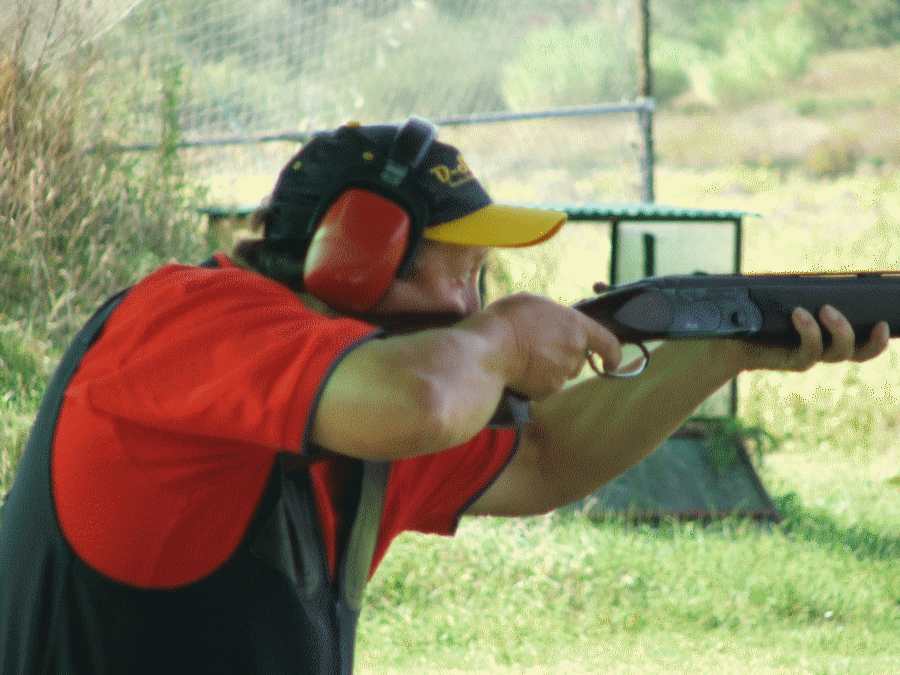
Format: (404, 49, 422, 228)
(0, 31, 207, 347)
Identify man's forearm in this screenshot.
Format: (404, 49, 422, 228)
(526, 340, 745, 505)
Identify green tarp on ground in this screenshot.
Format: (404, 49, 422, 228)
(571, 424, 780, 521)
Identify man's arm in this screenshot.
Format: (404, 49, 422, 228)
(311, 291, 619, 462)
(311, 317, 513, 461)
(467, 339, 741, 516)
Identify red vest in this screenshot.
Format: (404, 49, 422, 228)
(0, 275, 383, 674)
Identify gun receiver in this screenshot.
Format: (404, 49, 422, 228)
(575, 272, 900, 348)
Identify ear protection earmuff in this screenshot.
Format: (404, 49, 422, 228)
(302, 118, 437, 314)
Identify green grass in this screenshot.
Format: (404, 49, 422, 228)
(354, 445, 899, 673)
(0, 324, 53, 486)
(356, 494, 898, 673)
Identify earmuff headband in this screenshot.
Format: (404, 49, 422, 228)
(381, 116, 437, 186)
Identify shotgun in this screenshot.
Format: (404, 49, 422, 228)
(576, 271, 900, 349)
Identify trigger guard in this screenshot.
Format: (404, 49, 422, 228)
(590, 341, 651, 379)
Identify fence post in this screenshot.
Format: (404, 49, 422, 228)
(636, 0, 655, 202)
(638, 103, 655, 203)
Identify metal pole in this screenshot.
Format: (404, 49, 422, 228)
(90, 101, 657, 154)
(636, 0, 655, 202)
(638, 106, 655, 202)
(637, 0, 652, 99)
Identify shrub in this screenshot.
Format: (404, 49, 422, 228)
(798, 0, 900, 50)
(803, 131, 862, 178)
(705, 2, 816, 106)
(501, 20, 636, 110)
(309, 6, 511, 120)
(651, 38, 705, 106)
(654, 0, 756, 54)
(793, 97, 820, 117)
(0, 46, 207, 347)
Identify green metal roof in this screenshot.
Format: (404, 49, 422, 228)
(198, 202, 756, 222)
(531, 202, 757, 222)
(198, 204, 258, 218)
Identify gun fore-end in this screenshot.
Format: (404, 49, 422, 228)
(577, 274, 900, 347)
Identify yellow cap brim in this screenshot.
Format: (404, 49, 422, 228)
(424, 204, 567, 248)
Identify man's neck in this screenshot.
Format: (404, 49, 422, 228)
(228, 251, 341, 318)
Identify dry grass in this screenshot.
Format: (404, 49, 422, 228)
(659, 44, 900, 169)
(0, 50, 207, 344)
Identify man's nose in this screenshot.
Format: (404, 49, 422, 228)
(446, 279, 479, 315)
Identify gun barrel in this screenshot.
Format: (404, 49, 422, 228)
(576, 274, 900, 347)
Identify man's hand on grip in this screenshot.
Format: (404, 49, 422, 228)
(483, 293, 622, 400)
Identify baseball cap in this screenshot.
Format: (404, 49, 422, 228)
(264, 119, 566, 251)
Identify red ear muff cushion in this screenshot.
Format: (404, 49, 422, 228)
(303, 188, 411, 313)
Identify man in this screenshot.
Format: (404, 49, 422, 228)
(0, 118, 890, 674)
